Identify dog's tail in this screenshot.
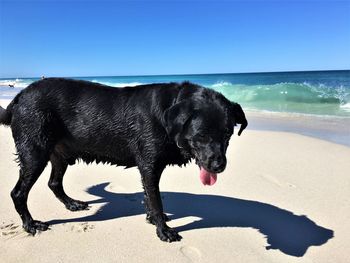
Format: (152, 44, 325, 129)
(0, 100, 15, 126)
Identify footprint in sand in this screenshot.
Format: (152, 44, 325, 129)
(0, 223, 21, 237)
(180, 246, 201, 262)
(260, 174, 296, 188)
(260, 174, 283, 187)
(70, 222, 95, 233)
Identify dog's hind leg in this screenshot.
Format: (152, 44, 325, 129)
(10, 108, 61, 235)
(11, 146, 50, 235)
(48, 153, 89, 211)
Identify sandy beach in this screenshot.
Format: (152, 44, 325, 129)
(0, 99, 349, 262)
(1, 0, 349, 260)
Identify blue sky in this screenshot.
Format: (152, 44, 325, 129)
(0, 0, 349, 78)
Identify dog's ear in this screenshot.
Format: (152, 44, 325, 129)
(162, 100, 193, 143)
(231, 102, 248, 136)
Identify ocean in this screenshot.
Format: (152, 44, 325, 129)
(0, 70, 349, 117)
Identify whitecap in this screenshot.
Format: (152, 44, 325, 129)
(211, 81, 233, 88)
(91, 80, 145, 87)
(340, 103, 350, 109)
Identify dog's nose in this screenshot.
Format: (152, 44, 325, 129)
(209, 156, 226, 173)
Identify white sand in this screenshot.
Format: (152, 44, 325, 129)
(1, 121, 349, 262)
(0, 99, 11, 108)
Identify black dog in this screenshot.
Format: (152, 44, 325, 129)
(0, 78, 247, 242)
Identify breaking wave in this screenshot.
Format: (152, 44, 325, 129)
(208, 81, 350, 116)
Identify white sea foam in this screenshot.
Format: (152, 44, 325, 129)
(111, 82, 145, 87)
(0, 80, 16, 86)
(211, 81, 233, 88)
(340, 103, 350, 110)
(0, 79, 32, 88)
(0, 92, 18, 97)
(91, 80, 145, 87)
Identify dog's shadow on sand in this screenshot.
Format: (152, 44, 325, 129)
(49, 182, 333, 257)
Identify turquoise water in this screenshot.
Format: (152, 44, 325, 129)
(1, 70, 349, 117)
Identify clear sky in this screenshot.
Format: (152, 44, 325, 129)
(0, 0, 349, 78)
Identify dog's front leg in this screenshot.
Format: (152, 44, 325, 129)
(139, 165, 182, 242)
(144, 191, 170, 224)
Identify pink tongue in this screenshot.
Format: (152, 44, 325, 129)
(200, 167, 217, 186)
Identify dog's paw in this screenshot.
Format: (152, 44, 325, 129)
(156, 226, 182, 242)
(23, 220, 49, 236)
(65, 199, 89, 211)
(146, 213, 170, 225)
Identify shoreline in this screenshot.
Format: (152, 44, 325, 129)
(245, 110, 350, 147)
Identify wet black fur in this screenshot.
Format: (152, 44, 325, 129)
(0, 78, 247, 242)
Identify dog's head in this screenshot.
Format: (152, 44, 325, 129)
(162, 92, 247, 185)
